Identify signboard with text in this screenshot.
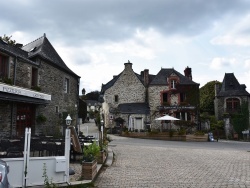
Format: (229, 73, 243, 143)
(0, 83, 51, 100)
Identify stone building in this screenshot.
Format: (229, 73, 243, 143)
(214, 73, 250, 136)
(100, 61, 200, 131)
(0, 34, 80, 138)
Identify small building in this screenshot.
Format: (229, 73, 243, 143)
(0, 34, 80, 138)
(214, 73, 250, 136)
(100, 61, 200, 131)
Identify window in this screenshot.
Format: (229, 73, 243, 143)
(170, 80, 176, 89)
(64, 78, 69, 93)
(226, 98, 240, 113)
(31, 67, 38, 87)
(55, 106, 59, 113)
(115, 95, 119, 103)
(0, 54, 8, 79)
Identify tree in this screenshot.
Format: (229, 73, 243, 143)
(0, 34, 16, 45)
(200, 81, 221, 115)
(81, 89, 100, 101)
(232, 101, 249, 138)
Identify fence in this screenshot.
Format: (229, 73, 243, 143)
(2, 128, 71, 187)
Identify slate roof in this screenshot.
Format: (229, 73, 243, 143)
(101, 70, 155, 94)
(101, 73, 121, 94)
(149, 68, 199, 85)
(22, 34, 80, 78)
(0, 39, 35, 65)
(217, 73, 250, 97)
(118, 103, 150, 114)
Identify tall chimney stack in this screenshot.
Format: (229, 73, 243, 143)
(184, 66, 192, 80)
(124, 60, 132, 70)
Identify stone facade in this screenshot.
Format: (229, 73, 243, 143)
(102, 62, 146, 128)
(0, 35, 80, 137)
(101, 62, 200, 131)
(214, 73, 250, 137)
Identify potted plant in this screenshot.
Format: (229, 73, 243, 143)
(97, 141, 107, 164)
(82, 142, 100, 180)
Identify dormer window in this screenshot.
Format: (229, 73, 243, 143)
(170, 80, 177, 89)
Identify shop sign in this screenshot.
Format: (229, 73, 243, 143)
(0, 83, 51, 100)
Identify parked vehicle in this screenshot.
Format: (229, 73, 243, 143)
(0, 160, 10, 188)
(208, 132, 215, 142)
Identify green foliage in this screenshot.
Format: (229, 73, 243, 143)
(232, 101, 249, 137)
(43, 163, 57, 188)
(83, 142, 100, 162)
(0, 34, 16, 45)
(200, 81, 221, 115)
(1, 77, 12, 85)
(36, 114, 47, 124)
(169, 129, 176, 137)
(88, 110, 95, 119)
(31, 85, 41, 91)
(85, 91, 100, 101)
(178, 128, 186, 135)
(194, 131, 205, 136)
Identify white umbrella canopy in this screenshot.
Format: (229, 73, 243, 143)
(155, 115, 180, 121)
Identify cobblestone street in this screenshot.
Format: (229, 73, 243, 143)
(95, 135, 250, 188)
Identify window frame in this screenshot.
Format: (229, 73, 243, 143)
(114, 95, 119, 103)
(64, 77, 70, 93)
(31, 67, 38, 87)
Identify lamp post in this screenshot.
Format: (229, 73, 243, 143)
(65, 114, 72, 127)
(101, 120, 104, 144)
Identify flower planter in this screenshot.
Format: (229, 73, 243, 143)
(82, 160, 97, 180)
(97, 150, 106, 164)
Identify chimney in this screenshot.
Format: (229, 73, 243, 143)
(214, 81, 221, 97)
(15, 43, 23, 48)
(144, 69, 149, 86)
(124, 60, 132, 70)
(184, 66, 192, 80)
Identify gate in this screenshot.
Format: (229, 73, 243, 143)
(2, 128, 71, 187)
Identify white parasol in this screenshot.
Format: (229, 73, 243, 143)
(155, 115, 180, 121)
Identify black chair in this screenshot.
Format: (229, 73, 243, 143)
(31, 141, 44, 157)
(6, 147, 23, 158)
(45, 142, 57, 156)
(1, 139, 11, 152)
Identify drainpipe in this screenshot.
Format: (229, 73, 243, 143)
(13, 56, 17, 85)
(10, 102, 14, 138)
(10, 56, 17, 138)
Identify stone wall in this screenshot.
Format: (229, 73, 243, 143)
(148, 85, 167, 129)
(0, 54, 79, 137)
(103, 63, 146, 128)
(35, 60, 79, 135)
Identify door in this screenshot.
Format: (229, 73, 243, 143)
(134, 118, 142, 131)
(16, 103, 35, 136)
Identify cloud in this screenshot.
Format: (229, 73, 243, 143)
(210, 57, 238, 70)
(211, 14, 250, 46)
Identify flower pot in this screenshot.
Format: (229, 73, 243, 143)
(82, 160, 97, 180)
(97, 150, 106, 164)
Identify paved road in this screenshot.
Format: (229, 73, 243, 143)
(95, 135, 250, 188)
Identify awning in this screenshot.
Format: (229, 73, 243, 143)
(0, 92, 50, 105)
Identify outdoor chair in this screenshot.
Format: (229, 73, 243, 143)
(6, 146, 23, 158)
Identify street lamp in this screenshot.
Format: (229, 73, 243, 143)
(65, 114, 72, 126)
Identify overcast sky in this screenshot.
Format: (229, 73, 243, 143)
(1, 0, 250, 93)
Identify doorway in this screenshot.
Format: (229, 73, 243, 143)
(16, 103, 35, 136)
